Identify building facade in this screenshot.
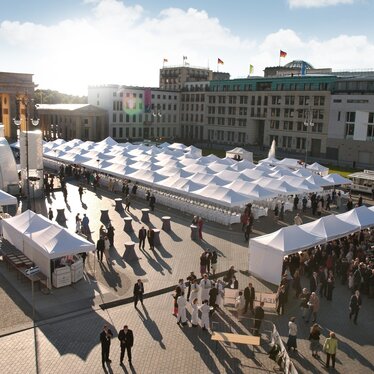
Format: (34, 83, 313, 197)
(0, 72, 36, 139)
(37, 104, 108, 142)
(327, 77, 374, 167)
(88, 85, 180, 142)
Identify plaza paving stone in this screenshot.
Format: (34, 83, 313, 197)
(0, 179, 373, 373)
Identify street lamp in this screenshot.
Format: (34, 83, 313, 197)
(303, 109, 314, 167)
(13, 95, 40, 210)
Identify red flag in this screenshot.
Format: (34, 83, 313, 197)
(280, 50, 287, 58)
(217, 58, 224, 65)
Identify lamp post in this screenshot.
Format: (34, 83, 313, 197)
(13, 95, 40, 210)
(304, 108, 314, 167)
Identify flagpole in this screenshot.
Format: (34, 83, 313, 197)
(217, 63, 219, 73)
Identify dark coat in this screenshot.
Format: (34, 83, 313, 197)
(100, 329, 113, 347)
(133, 282, 144, 296)
(244, 286, 255, 302)
(138, 228, 147, 240)
(254, 306, 264, 320)
(118, 329, 134, 347)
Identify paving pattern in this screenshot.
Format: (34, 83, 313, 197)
(0, 180, 373, 374)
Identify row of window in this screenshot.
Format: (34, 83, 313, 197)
(206, 129, 247, 143)
(180, 94, 205, 102)
(112, 113, 178, 124)
(270, 120, 324, 133)
(181, 113, 204, 122)
(345, 123, 374, 140)
(112, 126, 177, 139)
(112, 91, 178, 100)
(181, 103, 204, 111)
(206, 117, 247, 127)
(210, 82, 330, 92)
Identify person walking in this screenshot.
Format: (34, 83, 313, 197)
(75, 213, 81, 234)
(189, 279, 199, 304)
(326, 270, 335, 301)
(99, 224, 106, 238)
(205, 251, 212, 274)
(208, 283, 218, 315)
(100, 325, 113, 366)
(294, 213, 303, 226)
(306, 292, 320, 323)
(199, 274, 212, 303)
(186, 271, 197, 301)
(138, 226, 146, 250)
(199, 300, 210, 331)
(309, 323, 322, 358)
(349, 290, 362, 324)
(124, 195, 131, 212)
(149, 194, 156, 211)
(293, 270, 302, 298)
(82, 214, 90, 237)
(317, 199, 323, 217)
(198, 217, 204, 240)
(310, 271, 319, 293)
(211, 250, 218, 276)
(215, 280, 224, 309)
(199, 252, 207, 277)
(177, 292, 188, 326)
(118, 325, 134, 366)
(133, 279, 144, 308)
(244, 282, 255, 314)
(173, 286, 182, 316)
(300, 288, 311, 319)
(78, 185, 84, 201)
(103, 236, 111, 265)
(276, 285, 286, 315)
(147, 226, 155, 250)
(96, 236, 105, 262)
(107, 223, 115, 247)
(253, 301, 265, 336)
(191, 298, 199, 327)
(48, 207, 53, 220)
(323, 331, 338, 369)
(287, 317, 298, 352)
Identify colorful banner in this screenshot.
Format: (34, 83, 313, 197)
(144, 88, 152, 113)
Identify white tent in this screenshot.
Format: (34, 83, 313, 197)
(306, 174, 334, 187)
(2, 210, 94, 288)
(229, 159, 256, 171)
(0, 189, 17, 206)
(293, 168, 314, 178)
(276, 158, 303, 169)
(299, 215, 360, 241)
(369, 206, 374, 213)
(249, 226, 325, 285)
(259, 156, 279, 165)
(323, 173, 353, 186)
(336, 206, 374, 230)
(224, 181, 278, 201)
(307, 162, 329, 176)
(226, 147, 253, 162)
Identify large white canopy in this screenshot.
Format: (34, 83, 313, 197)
(226, 147, 253, 162)
(2, 210, 95, 288)
(336, 206, 374, 230)
(249, 226, 325, 285)
(323, 173, 353, 186)
(299, 215, 360, 241)
(249, 206, 374, 285)
(307, 162, 329, 176)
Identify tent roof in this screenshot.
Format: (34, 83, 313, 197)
(306, 174, 334, 187)
(323, 173, 352, 185)
(307, 162, 329, 173)
(27, 225, 94, 259)
(336, 206, 374, 230)
(227, 147, 251, 155)
(251, 225, 325, 253)
(0, 189, 17, 206)
(299, 214, 360, 241)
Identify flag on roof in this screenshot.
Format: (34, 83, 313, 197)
(217, 58, 224, 65)
(249, 64, 254, 75)
(280, 50, 287, 58)
(163, 58, 168, 63)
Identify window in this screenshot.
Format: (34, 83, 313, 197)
(369, 113, 374, 123)
(337, 112, 341, 121)
(367, 124, 374, 140)
(345, 123, 355, 138)
(119, 127, 123, 138)
(346, 112, 356, 122)
(112, 127, 117, 137)
(112, 113, 117, 123)
(228, 118, 236, 126)
(119, 113, 123, 123)
(285, 96, 295, 105)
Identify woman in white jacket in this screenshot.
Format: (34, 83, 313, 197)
(191, 298, 199, 327)
(189, 279, 199, 302)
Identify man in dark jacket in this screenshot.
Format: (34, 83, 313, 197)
(253, 302, 265, 336)
(100, 325, 113, 366)
(349, 290, 362, 324)
(310, 271, 319, 293)
(118, 325, 134, 366)
(147, 227, 155, 250)
(244, 283, 256, 314)
(133, 279, 144, 308)
(138, 226, 147, 250)
(96, 236, 105, 262)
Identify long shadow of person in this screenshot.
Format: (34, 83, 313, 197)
(136, 305, 166, 349)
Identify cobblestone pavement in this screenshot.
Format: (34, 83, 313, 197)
(0, 180, 373, 373)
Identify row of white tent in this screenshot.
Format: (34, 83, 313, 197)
(249, 205, 374, 285)
(2, 210, 95, 288)
(40, 137, 351, 208)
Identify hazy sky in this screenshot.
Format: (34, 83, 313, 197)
(1, 0, 373, 95)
